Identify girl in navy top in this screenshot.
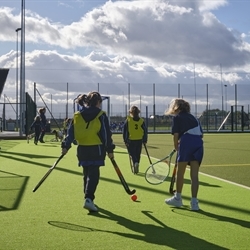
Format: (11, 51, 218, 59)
(165, 99, 203, 211)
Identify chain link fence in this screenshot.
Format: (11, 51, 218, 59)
(1, 82, 250, 133)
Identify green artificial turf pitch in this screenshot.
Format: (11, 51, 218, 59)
(0, 133, 250, 250)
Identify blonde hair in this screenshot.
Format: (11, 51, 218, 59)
(165, 98, 190, 115)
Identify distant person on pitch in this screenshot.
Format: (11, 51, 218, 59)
(30, 115, 42, 145)
(164, 98, 204, 211)
(38, 107, 47, 143)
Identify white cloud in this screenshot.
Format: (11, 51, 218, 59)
(198, 0, 228, 12)
(0, 0, 250, 117)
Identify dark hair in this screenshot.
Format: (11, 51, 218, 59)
(75, 94, 85, 107)
(76, 91, 102, 107)
(38, 107, 46, 113)
(129, 106, 140, 118)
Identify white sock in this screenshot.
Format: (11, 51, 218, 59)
(175, 192, 182, 200)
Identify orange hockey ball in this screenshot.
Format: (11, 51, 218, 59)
(131, 194, 137, 201)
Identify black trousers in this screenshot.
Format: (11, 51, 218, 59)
(127, 140, 143, 165)
(83, 165, 100, 201)
(39, 130, 45, 141)
(34, 131, 40, 142)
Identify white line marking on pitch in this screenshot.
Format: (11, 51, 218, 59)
(199, 171, 250, 190)
(140, 151, 250, 190)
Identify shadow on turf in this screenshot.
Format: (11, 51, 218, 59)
(116, 143, 159, 150)
(136, 171, 221, 189)
(0, 170, 28, 211)
(48, 209, 228, 249)
(0, 150, 57, 159)
(0, 141, 19, 151)
(48, 221, 97, 232)
(172, 207, 250, 229)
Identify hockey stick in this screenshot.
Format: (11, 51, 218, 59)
(169, 155, 178, 194)
(110, 158, 136, 195)
(125, 145, 134, 174)
(33, 154, 64, 192)
(143, 143, 153, 165)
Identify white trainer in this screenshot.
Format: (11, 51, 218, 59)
(165, 196, 183, 207)
(84, 198, 98, 212)
(190, 200, 199, 211)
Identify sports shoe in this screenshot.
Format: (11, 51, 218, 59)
(190, 200, 199, 211)
(165, 196, 183, 207)
(83, 198, 98, 212)
(134, 162, 139, 174)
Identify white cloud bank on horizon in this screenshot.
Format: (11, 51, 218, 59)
(0, 0, 250, 117)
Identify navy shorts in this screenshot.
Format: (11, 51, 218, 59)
(178, 134, 203, 165)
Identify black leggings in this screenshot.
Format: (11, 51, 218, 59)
(127, 140, 143, 165)
(83, 165, 100, 201)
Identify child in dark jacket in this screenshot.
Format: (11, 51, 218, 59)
(30, 116, 42, 145)
(38, 107, 47, 143)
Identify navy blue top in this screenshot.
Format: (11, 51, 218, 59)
(39, 112, 47, 130)
(171, 112, 203, 139)
(61, 107, 114, 167)
(30, 120, 41, 133)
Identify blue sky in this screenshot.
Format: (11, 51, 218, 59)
(0, 0, 250, 117)
(213, 1, 250, 32)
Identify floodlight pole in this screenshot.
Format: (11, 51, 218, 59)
(16, 27, 21, 131)
(194, 63, 197, 117)
(128, 83, 130, 108)
(224, 84, 227, 113)
(19, 0, 25, 136)
(66, 82, 69, 118)
(51, 94, 52, 118)
(220, 64, 224, 112)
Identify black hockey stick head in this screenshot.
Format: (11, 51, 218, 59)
(110, 158, 136, 195)
(127, 189, 136, 195)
